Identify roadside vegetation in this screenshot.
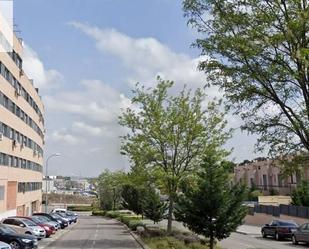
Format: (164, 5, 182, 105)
(92, 79, 248, 248)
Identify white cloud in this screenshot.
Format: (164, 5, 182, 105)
(50, 130, 81, 145)
(22, 44, 63, 89)
(72, 121, 113, 137)
(69, 22, 213, 93)
(44, 79, 131, 123)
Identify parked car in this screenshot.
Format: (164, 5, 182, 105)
(261, 220, 298, 240)
(51, 208, 67, 214)
(1, 224, 32, 236)
(292, 222, 309, 244)
(0, 241, 11, 249)
(32, 213, 68, 229)
(50, 213, 71, 224)
(16, 217, 55, 238)
(31, 216, 59, 231)
(61, 212, 77, 223)
(0, 224, 38, 249)
(2, 218, 46, 239)
(55, 212, 76, 224)
(48, 213, 69, 227)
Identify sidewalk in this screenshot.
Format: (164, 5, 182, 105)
(236, 225, 261, 235)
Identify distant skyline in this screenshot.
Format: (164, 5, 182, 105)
(13, 0, 264, 176)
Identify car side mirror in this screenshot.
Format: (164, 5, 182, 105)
(19, 224, 25, 227)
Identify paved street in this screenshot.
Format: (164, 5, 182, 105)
(221, 233, 300, 249)
(44, 215, 141, 249)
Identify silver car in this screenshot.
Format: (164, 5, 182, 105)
(2, 218, 46, 239)
(0, 242, 11, 249)
(31, 216, 59, 230)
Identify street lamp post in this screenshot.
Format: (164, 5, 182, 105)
(45, 153, 61, 212)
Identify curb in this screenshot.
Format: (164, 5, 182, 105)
(130, 231, 151, 249)
(120, 221, 150, 249)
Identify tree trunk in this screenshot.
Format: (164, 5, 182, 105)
(167, 196, 174, 234)
(209, 236, 214, 249)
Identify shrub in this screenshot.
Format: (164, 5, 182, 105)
(105, 211, 121, 218)
(67, 205, 93, 211)
(143, 236, 208, 249)
(92, 210, 106, 216)
(128, 220, 145, 231)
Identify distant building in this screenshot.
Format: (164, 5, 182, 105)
(234, 158, 307, 195)
(42, 178, 55, 193)
(0, 13, 44, 218)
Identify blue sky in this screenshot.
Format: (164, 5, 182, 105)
(12, 0, 261, 176)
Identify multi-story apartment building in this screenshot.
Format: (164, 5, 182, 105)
(234, 158, 309, 195)
(0, 29, 44, 218)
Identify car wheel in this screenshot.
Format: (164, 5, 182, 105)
(262, 230, 267, 238)
(275, 232, 281, 241)
(292, 235, 298, 245)
(10, 241, 21, 249)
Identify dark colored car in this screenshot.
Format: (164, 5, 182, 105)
(64, 211, 78, 223)
(261, 220, 298, 240)
(0, 224, 38, 249)
(54, 213, 76, 224)
(292, 222, 309, 244)
(33, 213, 68, 229)
(12, 217, 55, 238)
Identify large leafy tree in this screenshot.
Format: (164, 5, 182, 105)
(183, 0, 309, 158)
(176, 150, 247, 249)
(119, 78, 231, 233)
(97, 170, 127, 211)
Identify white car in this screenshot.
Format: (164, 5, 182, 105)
(51, 208, 67, 214)
(0, 242, 11, 249)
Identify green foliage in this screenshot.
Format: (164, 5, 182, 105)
(248, 190, 263, 202)
(143, 236, 210, 249)
(121, 184, 145, 215)
(176, 152, 247, 249)
(67, 205, 93, 212)
(183, 0, 309, 157)
(105, 211, 122, 218)
(291, 181, 309, 206)
(92, 210, 106, 216)
(97, 170, 127, 211)
(143, 188, 168, 224)
(119, 78, 231, 232)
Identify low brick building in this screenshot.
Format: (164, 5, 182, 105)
(234, 158, 307, 195)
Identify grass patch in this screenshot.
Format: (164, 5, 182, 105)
(143, 236, 210, 249)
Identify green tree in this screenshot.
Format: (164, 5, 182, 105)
(97, 170, 127, 211)
(119, 78, 231, 233)
(121, 184, 145, 215)
(176, 151, 247, 249)
(143, 188, 168, 224)
(183, 0, 309, 157)
(291, 180, 309, 206)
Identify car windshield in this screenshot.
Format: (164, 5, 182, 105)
(21, 219, 37, 226)
(37, 216, 49, 222)
(30, 217, 42, 223)
(51, 213, 61, 219)
(66, 211, 75, 216)
(0, 225, 17, 234)
(278, 221, 298, 227)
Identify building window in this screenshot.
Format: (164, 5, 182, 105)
(0, 186, 4, 200)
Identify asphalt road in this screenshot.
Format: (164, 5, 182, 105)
(221, 233, 303, 249)
(45, 215, 141, 249)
